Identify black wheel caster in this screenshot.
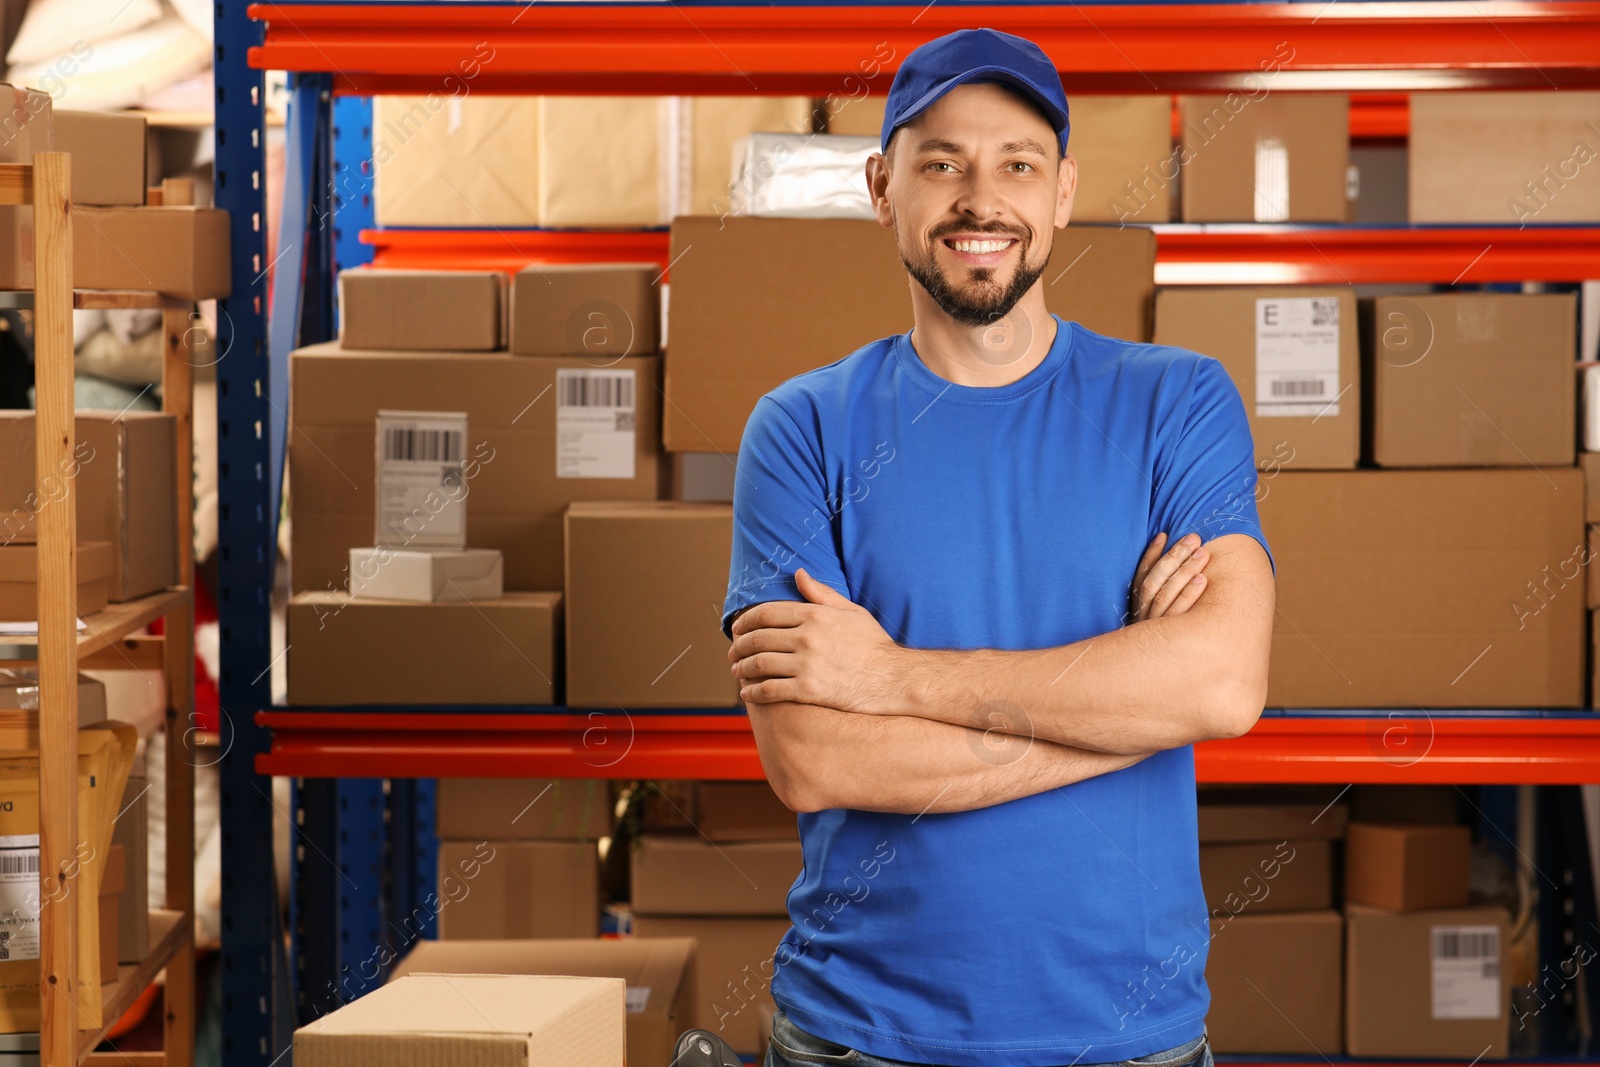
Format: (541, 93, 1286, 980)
(672, 1028, 745, 1067)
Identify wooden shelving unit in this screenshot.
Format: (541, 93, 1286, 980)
(4, 154, 198, 1067)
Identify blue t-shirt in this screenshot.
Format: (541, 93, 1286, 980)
(721, 314, 1275, 1067)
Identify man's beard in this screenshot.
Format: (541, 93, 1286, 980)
(900, 231, 1046, 328)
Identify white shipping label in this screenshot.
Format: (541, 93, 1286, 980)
(0, 834, 40, 963)
(1431, 924, 1500, 1020)
(557, 369, 637, 479)
(1255, 297, 1342, 418)
(625, 985, 651, 1013)
(376, 412, 468, 547)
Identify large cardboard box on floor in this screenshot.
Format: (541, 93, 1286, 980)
(1411, 91, 1600, 224)
(631, 835, 801, 917)
(338, 269, 504, 351)
(664, 216, 1157, 452)
(52, 110, 147, 206)
(1345, 901, 1510, 1057)
(1345, 822, 1471, 911)
(436, 778, 610, 841)
(0, 411, 179, 602)
(1364, 293, 1576, 467)
(565, 502, 739, 708)
(373, 95, 540, 227)
(631, 915, 792, 1055)
(1204, 910, 1342, 1054)
(1200, 838, 1331, 913)
(1178, 94, 1350, 222)
(391, 937, 695, 1067)
(286, 592, 561, 706)
(436, 840, 599, 940)
(294, 972, 625, 1067)
(1259, 469, 1584, 707)
(1153, 287, 1358, 470)
(1071, 95, 1175, 224)
(288, 343, 664, 594)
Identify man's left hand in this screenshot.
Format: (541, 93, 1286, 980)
(727, 568, 906, 713)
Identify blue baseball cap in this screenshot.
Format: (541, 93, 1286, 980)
(880, 28, 1070, 159)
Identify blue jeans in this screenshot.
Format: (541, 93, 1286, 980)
(764, 1009, 1212, 1067)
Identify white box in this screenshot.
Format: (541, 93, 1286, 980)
(374, 410, 468, 550)
(348, 547, 504, 602)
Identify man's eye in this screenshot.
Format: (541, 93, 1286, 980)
(1009, 162, 1034, 173)
(926, 161, 954, 173)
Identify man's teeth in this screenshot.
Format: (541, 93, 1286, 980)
(950, 239, 1013, 254)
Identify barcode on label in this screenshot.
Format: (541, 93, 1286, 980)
(383, 427, 462, 463)
(560, 373, 634, 409)
(0, 853, 37, 877)
(1270, 379, 1325, 397)
(1433, 928, 1497, 959)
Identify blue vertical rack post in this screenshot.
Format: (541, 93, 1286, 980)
(213, 3, 282, 1065)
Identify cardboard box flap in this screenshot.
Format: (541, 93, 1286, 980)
(300, 971, 624, 1040)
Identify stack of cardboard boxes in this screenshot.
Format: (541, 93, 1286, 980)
(432, 778, 609, 940)
(1201, 790, 1512, 1057)
(630, 781, 801, 1057)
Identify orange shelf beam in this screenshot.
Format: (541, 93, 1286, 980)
(249, 3, 1600, 94)
(256, 710, 1600, 784)
(358, 224, 1600, 286)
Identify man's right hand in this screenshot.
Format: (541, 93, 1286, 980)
(1129, 531, 1210, 622)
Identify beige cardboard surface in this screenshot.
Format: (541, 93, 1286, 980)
(436, 840, 599, 940)
(695, 782, 798, 841)
(1071, 95, 1175, 224)
(540, 97, 665, 227)
(1365, 293, 1576, 467)
(1205, 910, 1343, 1054)
(436, 778, 610, 841)
(339, 269, 503, 351)
(77, 412, 179, 601)
(1179, 94, 1350, 222)
(0, 540, 111, 621)
(52, 110, 146, 206)
(289, 343, 664, 594)
(630, 915, 792, 1054)
(1259, 470, 1585, 707)
(565, 502, 738, 708)
(1198, 802, 1348, 842)
(630, 835, 800, 917)
(511, 263, 658, 358)
(286, 592, 560, 706)
(1200, 838, 1331, 912)
(373, 95, 540, 227)
(1345, 822, 1471, 911)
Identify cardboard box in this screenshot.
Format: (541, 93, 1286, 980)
(686, 97, 815, 216)
(1153, 287, 1358, 470)
(1260, 470, 1585, 707)
(52, 110, 147, 206)
(390, 937, 695, 1067)
(510, 263, 659, 359)
(1205, 910, 1342, 1054)
(663, 216, 1157, 452)
(630, 915, 792, 1055)
(78, 412, 179, 601)
(1345, 902, 1509, 1057)
(0, 84, 52, 163)
(0, 540, 111, 621)
(338, 269, 503, 352)
(373, 95, 540, 227)
(1365, 293, 1576, 467)
(61, 207, 229, 299)
(821, 93, 886, 136)
(695, 782, 797, 841)
(112, 773, 148, 964)
(98, 843, 125, 983)
(1345, 822, 1471, 911)
(540, 97, 668, 227)
(630, 835, 800, 917)
(1198, 802, 1348, 843)
(293, 972, 624, 1067)
(1349, 785, 1460, 826)
(0, 412, 180, 598)
(286, 591, 561, 706)
(436, 778, 610, 841)
(639, 780, 698, 832)
(1411, 91, 1600, 224)
(436, 840, 599, 940)
(288, 343, 664, 594)
(565, 502, 739, 708)
(0, 668, 106, 725)
(1071, 95, 1175, 224)
(1200, 838, 1331, 913)
(1178, 94, 1350, 222)
(348, 546, 503, 602)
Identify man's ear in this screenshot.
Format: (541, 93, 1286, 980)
(867, 152, 893, 228)
(1056, 152, 1078, 230)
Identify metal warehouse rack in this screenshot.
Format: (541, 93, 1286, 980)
(214, 2, 1600, 1064)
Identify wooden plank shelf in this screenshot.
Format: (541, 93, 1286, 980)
(79, 910, 193, 1062)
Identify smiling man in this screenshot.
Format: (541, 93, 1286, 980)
(720, 27, 1277, 1067)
